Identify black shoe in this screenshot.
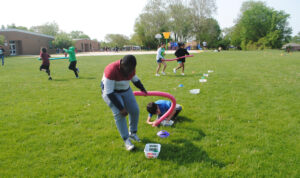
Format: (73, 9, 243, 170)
(48, 77, 52, 80)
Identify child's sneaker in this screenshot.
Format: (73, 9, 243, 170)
(173, 68, 176, 74)
(155, 73, 160, 76)
(161, 72, 166, 75)
(48, 77, 52, 80)
(181, 73, 185, 76)
(129, 133, 141, 142)
(76, 76, 79, 79)
(124, 138, 135, 151)
(77, 68, 79, 73)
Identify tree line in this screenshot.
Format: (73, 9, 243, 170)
(1, 0, 299, 50)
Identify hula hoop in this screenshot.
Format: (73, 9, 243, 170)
(162, 55, 194, 62)
(133, 91, 176, 127)
(38, 57, 69, 60)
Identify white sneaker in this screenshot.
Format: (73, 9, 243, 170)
(124, 138, 135, 151)
(173, 68, 176, 74)
(161, 72, 166, 75)
(129, 133, 141, 142)
(155, 73, 160, 76)
(181, 73, 185, 76)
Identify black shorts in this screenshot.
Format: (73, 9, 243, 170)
(69, 61, 77, 70)
(177, 58, 185, 63)
(40, 65, 49, 71)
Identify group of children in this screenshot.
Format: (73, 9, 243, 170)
(148, 42, 188, 126)
(39, 47, 79, 80)
(155, 42, 189, 76)
(40, 43, 188, 150)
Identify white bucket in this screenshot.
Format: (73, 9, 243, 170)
(208, 70, 214, 73)
(144, 143, 161, 158)
(189, 89, 200, 94)
(199, 79, 207, 83)
(203, 74, 209, 77)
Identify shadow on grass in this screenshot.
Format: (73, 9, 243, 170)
(164, 73, 203, 78)
(174, 116, 193, 123)
(52, 78, 70, 82)
(78, 77, 96, 80)
(160, 139, 225, 167)
(142, 129, 224, 167)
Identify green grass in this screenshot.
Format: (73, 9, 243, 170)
(0, 51, 299, 177)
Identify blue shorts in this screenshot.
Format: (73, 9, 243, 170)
(157, 58, 163, 63)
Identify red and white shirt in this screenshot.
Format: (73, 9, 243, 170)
(102, 60, 139, 95)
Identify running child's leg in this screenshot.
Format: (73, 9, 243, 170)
(156, 63, 161, 75)
(69, 61, 79, 78)
(162, 61, 167, 73)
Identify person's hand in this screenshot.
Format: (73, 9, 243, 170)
(141, 88, 147, 95)
(120, 109, 128, 116)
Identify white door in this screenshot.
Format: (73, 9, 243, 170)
(9, 41, 17, 56)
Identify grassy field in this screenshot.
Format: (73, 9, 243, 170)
(0, 51, 299, 177)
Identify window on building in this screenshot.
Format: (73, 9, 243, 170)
(49, 40, 53, 49)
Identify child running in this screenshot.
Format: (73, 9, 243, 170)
(146, 100, 182, 126)
(173, 42, 189, 76)
(155, 43, 167, 76)
(39, 48, 52, 80)
(64, 46, 79, 78)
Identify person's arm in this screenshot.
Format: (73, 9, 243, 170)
(132, 75, 147, 94)
(185, 49, 190, 55)
(147, 116, 154, 125)
(103, 78, 126, 115)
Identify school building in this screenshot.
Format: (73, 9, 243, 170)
(73, 39, 100, 52)
(0, 29, 55, 56)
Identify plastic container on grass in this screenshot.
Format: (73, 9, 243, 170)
(144, 143, 161, 159)
(189, 89, 200, 94)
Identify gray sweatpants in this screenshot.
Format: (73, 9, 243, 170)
(102, 87, 139, 140)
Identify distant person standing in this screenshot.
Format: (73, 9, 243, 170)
(64, 46, 79, 78)
(0, 46, 5, 66)
(202, 41, 207, 50)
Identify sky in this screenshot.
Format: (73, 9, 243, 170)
(1, 0, 299, 41)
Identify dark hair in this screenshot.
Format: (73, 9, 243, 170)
(178, 42, 185, 47)
(42, 48, 47, 53)
(147, 102, 157, 115)
(121, 55, 136, 68)
(160, 42, 165, 46)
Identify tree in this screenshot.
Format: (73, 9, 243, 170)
(232, 1, 292, 49)
(105, 34, 130, 48)
(291, 32, 300, 44)
(167, 0, 193, 41)
(197, 18, 221, 48)
(0, 35, 5, 45)
(189, 0, 217, 42)
(53, 32, 74, 49)
(30, 22, 59, 36)
(70, 31, 90, 39)
(5, 23, 28, 31)
(133, 0, 170, 49)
